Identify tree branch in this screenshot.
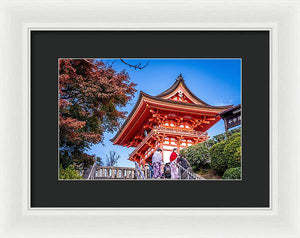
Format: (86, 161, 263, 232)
(120, 59, 149, 70)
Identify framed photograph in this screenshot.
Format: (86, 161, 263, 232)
(33, 31, 265, 208)
(1, 0, 300, 238)
(58, 57, 242, 182)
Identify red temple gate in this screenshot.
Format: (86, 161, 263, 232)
(111, 75, 232, 165)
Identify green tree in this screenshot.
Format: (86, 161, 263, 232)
(210, 127, 241, 146)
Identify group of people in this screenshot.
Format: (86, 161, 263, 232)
(150, 148, 179, 179)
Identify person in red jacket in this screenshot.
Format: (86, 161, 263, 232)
(170, 148, 179, 179)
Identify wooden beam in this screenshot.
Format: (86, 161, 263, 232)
(207, 117, 216, 121)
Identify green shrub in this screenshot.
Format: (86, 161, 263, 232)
(227, 127, 241, 137)
(184, 142, 210, 171)
(180, 128, 242, 175)
(179, 148, 187, 158)
(224, 132, 241, 168)
(210, 140, 227, 174)
(213, 133, 226, 143)
(222, 167, 241, 179)
(59, 165, 82, 180)
(233, 146, 241, 166)
(210, 131, 241, 175)
(206, 138, 218, 148)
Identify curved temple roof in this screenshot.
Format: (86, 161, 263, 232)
(156, 74, 211, 106)
(111, 75, 233, 144)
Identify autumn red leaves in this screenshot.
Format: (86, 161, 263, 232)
(59, 59, 136, 169)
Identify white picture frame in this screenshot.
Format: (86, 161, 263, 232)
(0, 0, 299, 237)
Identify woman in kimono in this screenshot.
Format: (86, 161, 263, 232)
(170, 148, 179, 179)
(152, 148, 163, 178)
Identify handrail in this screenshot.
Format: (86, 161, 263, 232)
(87, 162, 97, 180)
(86, 160, 203, 180)
(173, 159, 205, 180)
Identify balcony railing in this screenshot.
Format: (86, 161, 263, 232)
(153, 126, 208, 137)
(130, 127, 208, 158)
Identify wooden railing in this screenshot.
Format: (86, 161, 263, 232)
(85, 158, 204, 180)
(85, 165, 152, 179)
(94, 166, 135, 179)
(87, 162, 97, 180)
(175, 160, 205, 180)
(154, 126, 208, 137)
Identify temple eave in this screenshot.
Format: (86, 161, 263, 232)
(111, 94, 231, 145)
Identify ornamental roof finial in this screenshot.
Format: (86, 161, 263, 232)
(176, 73, 184, 81)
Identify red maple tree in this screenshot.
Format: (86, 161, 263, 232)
(59, 59, 136, 169)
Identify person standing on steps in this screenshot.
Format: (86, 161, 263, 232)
(147, 161, 154, 179)
(152, 148, 163, 179)
(170, 148, 179, 179)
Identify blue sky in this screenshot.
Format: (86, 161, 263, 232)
(88, 58, 241, 167)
